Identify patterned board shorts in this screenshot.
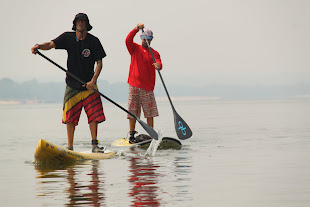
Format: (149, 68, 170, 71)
(62, 85, 105, 125)
(127, 85, 159, 119)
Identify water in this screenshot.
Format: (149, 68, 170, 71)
(145, 130, 163, 157)
(0, 99, 310, 206)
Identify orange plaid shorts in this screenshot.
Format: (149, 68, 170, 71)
(127, 85, 159, 119)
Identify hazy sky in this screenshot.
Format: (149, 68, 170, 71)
(1, 0, 310, 86)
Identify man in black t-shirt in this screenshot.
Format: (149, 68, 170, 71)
(31, 13, 106, 153)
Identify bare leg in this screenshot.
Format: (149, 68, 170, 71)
(90, 122, 105, 152)
(147, 117, 154, 128)
(67, 123, 75, 148)
(89, 122, 98, 141)
(128, 118, 137, 143)
(129, 118, 137, 132)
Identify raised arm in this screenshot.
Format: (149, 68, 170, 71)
(125, 23, 144, 55)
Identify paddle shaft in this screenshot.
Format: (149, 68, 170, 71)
(142, 29, 192, 139)
(157, 66, 176, 111)
(35, 50, 158, 139)
(141, 29, 176, 111)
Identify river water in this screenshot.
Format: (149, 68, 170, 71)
(0, 99, 309, 206)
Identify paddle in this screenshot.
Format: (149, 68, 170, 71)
(35, 50, 158, 140)
(142, 29, 192, 140)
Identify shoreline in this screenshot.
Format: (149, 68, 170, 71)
(1, 96, 310, 105)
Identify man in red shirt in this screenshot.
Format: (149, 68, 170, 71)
(125, 23, 162, 143)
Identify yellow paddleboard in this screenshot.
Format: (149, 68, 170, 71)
(34, 139, 115, 162)
(112, 137, 182, 150)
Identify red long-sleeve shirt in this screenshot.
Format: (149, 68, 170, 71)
(126, 28, 162, 91)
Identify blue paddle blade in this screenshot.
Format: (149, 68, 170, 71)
(174, 111, 192, 140)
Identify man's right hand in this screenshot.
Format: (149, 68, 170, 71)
(136, 23, 144, 31)
(31, 44, 40, 54)
(31, 41, 56, 54)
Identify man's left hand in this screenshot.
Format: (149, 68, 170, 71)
(153, 63, 161, 70)
(84, 80, 96, 90)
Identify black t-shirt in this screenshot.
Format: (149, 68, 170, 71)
(53, 32, 106, 90)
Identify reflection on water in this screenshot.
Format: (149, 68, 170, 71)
(33, 149, 194, 206)
(128, 153, 161, 206)
(126, 148, 193, 206)
(66, 160, 104, 206)
(173, 156, 193, 200)
(35, 160, 105, 206)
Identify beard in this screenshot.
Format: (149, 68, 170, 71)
(142, 43, 148, 48)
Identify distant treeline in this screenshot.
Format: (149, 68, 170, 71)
(0, 78, 129, 103)
(0, 78, 309, 103)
